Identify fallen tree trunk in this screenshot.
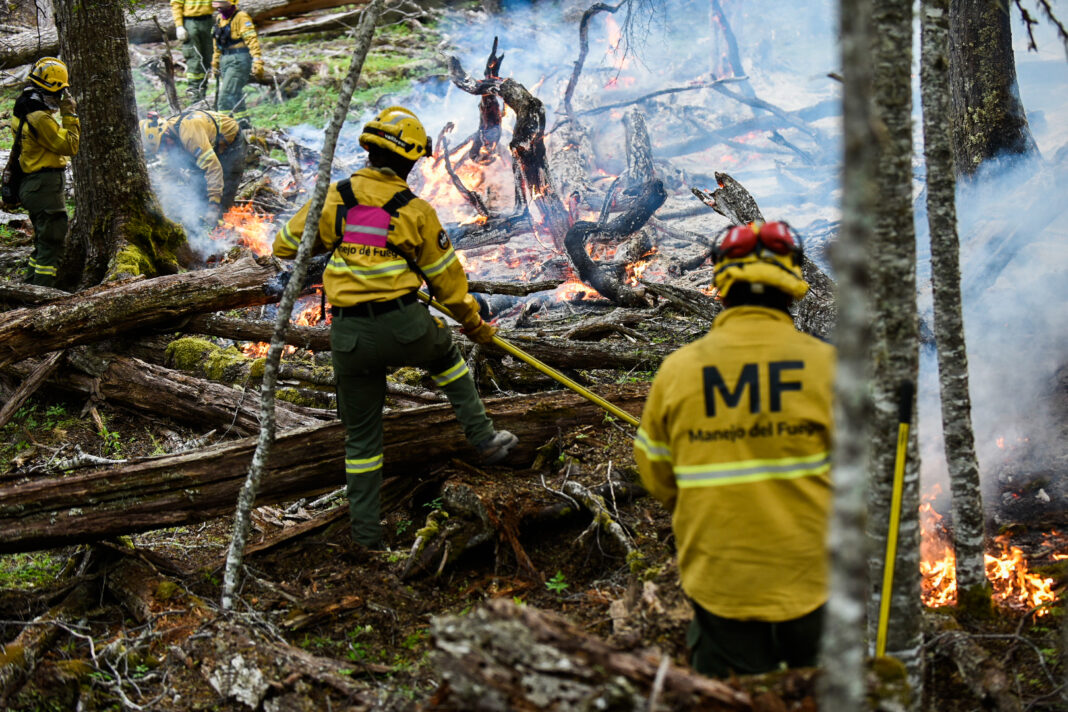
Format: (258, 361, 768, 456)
(0, 384, 647, 553)
(0, 256, 280, 368)
(0, 1, 370, 69)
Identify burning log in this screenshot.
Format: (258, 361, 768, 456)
(470, 37, 505, 166)
(0, 384, 646, 554)
(564, 179, 666, 307)
(0, 255, 281, 369)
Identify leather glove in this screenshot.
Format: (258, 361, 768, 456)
(462, 318, 498, 345)
(252, 60, 264, 79)
(175, 25, 188, 42)
(58, 92, 77, 116)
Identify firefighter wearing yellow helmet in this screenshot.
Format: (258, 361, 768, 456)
(171, 0, 215, 103)
(634, 220, 835, 678)
(271, 105, 516, 550)
(10, 57, 80, 287)
(139, 109, 247, 228)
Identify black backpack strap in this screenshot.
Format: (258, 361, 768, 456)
(175, 110, 222, 153)
(381, 188, 415, 217)
(333, 178, 358, 243)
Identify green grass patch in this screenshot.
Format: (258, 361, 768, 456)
(0, 551, 66, 589)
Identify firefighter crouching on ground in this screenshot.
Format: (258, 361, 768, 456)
(634, 221, 835, 678)
(271, 106, 517, 550)
(211, 0, 263, 129)
(139, 109, 247, 229)
(11, 57, 80, 287)
(172, 0, 215, 103)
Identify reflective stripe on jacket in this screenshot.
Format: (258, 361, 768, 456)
(11, 111, 79, 173)
(166, 110, 241, 204)
(271, 167, 482, 331)
(171, 0, 213, 25)
(634, 306, 836, 622)
(211, 10, 262, 67)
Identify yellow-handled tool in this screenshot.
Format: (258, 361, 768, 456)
(418, 291, 640, 428)
(875, 379, 915, 658)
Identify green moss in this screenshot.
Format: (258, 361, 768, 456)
(166, 337, 252, 382)
(0, 551, 66, 589)
(869, 655, 912, 708)
(155, 580, 181, 601)
(956, 582, 995, 620)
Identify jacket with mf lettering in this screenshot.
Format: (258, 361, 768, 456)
(634, 305, 836, 622)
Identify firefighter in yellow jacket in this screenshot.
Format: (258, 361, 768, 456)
(11, 57, 80, 287)
(139, 109, 247, 227)
(172, 0, 215, 103)
(634, 221, 835, 678)
(210, 0, 263, 129)
(271, 106, 517, 549)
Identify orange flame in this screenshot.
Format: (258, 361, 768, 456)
(239, 300, 324, 358)
(921, 485, 1061, 616)
(215, 203, 276, 256)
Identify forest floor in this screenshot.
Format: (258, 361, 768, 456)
(0, 1, 1066, 711)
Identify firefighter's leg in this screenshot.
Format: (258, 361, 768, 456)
(385, 303, 495, 447)
(219, 52, 253, 129)
(219, 132, 247, 213)
(19, 171, 66, 288)
(687, 601, 779, 677)
(331, 316, 387, 548)
(183, 17, 213, 101)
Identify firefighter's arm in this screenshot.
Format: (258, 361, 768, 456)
(238, 13, 264, 65)
(272, 201, 312, 259)
(27, 111, 80, 157)
(170, 1, 185, 28)
(634, 380, 677, 510)
(414, 207, 482, 332)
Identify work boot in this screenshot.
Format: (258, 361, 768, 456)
(476, 430, 518, 465)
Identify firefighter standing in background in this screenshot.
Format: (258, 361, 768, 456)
(211, 0, 263, 129)
(11, 57, 79, 287)
(634, 221, 835, 678)
(139, 109, 247, 228)
(271, 106, 518, 550)
(172, 0, 215, 103)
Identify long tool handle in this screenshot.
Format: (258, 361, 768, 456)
(419, 292, 640, 428)
(875, 379, 915, 658)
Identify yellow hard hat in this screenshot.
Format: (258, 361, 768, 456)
(711, 221, 809, 300)
(139, 113, 173, 155)
(359, 106, 431, 161)
(28, 57, 69, 93)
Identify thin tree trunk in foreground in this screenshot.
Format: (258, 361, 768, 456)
(221, 0, 384, 611)
(921, 0, 988, 598)
(869, 0, 924, 699)
(818, 0, 874, 708)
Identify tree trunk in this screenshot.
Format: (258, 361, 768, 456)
(948, 0, 1037, 175)
(0, 384, 647, 553)
(921, 0, 989, 599)
(869, 0, 924, 699)
(818, 0, 874, 708)
(53, 0, 188, 289)
(0, 255, 279, 368)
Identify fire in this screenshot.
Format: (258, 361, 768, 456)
(239, 299, 324, 358)
(554, 278, 602, 302)
(921, 485, 1061, 616)
(215, 203, 276, 256)
(625, 247, 657, 286)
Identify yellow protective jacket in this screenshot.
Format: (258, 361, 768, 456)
(634, 306, 836, 622)
(211, 10, 263, 69)
(171, 0, 213, 25)
(11, 107, 79, 173)
(272, 167, 483, 330)
(162, 110, 241, 205)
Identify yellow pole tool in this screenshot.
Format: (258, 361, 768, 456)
(875, 379, 915, 658)
(418, 292, 640, 428)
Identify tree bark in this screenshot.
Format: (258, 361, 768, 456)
(921, 0, 988, 597)
(53, 0, 188, 289)
(948, 0, 1037, 175)
(869, 0, 924, 698)
(0, 255, 279, 368)
(0, 384, 647, 553)
(818, 0, 874, 708)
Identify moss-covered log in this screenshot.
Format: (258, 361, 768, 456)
(0, 384, 647, 553)
(0, 256, 279, 368)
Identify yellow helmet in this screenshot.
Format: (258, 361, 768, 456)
(28, 57, 69, 93)
(139, 113, 173, 155)
(359, 106, 431, 161)
(711, 221, 809, 300)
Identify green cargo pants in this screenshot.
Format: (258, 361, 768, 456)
(19, 169, 67, 288)
(182, 15, 214, 102)
(218, 50, 252, 129)
(331, 297, 496, 547)
(687, 601, 824, 678)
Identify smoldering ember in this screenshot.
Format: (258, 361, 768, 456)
(0, 1, 1065, 710)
